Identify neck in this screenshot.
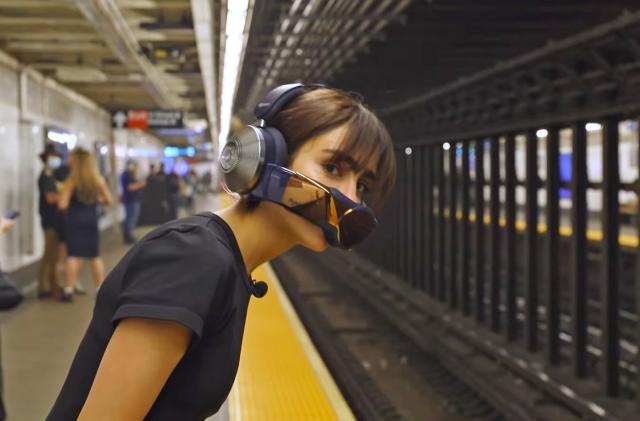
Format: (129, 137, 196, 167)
(216, 200, 297, 273)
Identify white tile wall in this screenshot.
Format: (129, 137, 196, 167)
(0, 58, 165, 273)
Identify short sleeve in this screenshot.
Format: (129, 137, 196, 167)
(40, 175, 57, 194)
(112, 226, 226, 338)
(120, 172, 130, 189)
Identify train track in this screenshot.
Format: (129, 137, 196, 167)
(275, 247, 639, 421)
(273, 249, 510, 421)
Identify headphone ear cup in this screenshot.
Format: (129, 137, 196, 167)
(219, 126, 264, 194)
(263, 127, 288, 167)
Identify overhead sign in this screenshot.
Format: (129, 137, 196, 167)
(112, 110, 184, 129)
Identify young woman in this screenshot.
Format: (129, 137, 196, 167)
(58, 148, 113, 302)
(47, 85, 396, 420)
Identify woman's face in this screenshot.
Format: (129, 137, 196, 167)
(277, 124, 377, 251)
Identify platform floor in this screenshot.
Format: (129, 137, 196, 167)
(1, 194, 353, 420)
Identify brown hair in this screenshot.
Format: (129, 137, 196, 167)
(69, 148, 102, 204)
(270, 87, 396, 206)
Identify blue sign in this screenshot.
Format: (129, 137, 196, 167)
(164, 146, 196, 158)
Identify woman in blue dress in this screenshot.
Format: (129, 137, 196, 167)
(58, 148, 113, 302)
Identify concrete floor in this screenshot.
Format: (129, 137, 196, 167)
(1, 194, 221, 421)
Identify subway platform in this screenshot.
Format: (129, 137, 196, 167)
(0, 194, 353, 421)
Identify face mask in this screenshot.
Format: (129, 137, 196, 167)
(47, 156, 62, 169)
(248, 163, 378, 249)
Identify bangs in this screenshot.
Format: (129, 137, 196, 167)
(332, 106, 396, 206)
(273, 87, 397, 207)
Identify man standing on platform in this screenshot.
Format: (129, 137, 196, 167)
(120, 160, 145, 244)
(37, 146, 64, 298)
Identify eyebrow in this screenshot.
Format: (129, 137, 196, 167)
(322, 149, 377, 180)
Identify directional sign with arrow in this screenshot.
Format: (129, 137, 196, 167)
(111, 110, 184, 129)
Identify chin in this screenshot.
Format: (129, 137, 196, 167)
(305, 235, 329, 252)
(298, 223, 328, 252)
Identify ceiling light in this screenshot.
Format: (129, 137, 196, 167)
(443, 142, 451, 151)
(191, 0, 218, 146)
(292, 21, 304, 34)
(536, 129, 548, 138)
(585, 122, 602, 132)
(218, 0, 252, 153)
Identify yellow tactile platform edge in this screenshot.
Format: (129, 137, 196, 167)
(437, 208, 640, 248)
(228, 262, 355, 421)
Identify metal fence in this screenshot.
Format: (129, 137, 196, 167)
(357, 118, 640, 417)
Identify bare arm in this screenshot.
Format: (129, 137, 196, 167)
(58, 180, 73, 211)
(127, 180, 146, 192)
(99, 178, 113, 206)
(45, 191, 59, 204)
(77, 318, 191, 421)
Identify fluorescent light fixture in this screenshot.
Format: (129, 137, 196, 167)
(404, 147, 413, 156)
(290, 0, 303, 14)
(164, 146, 196, 158)
(292, 21, 304, 34)
(191, 0, 218, 147)
(115, 145, 127, 158)
(443, 142, 451, 151)
(47, 130, 78, 147)
(302, 2, 315, 16)
(536, 129, 548, 138)
(218, 0, 252, 153)
(186, 118, 208, 133)
(585, 122, 602, 132)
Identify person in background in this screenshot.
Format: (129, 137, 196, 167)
(166, 169, 181, 220)
(48, 150, 87, 294)
(0, 218, 22, 421)
(58, 148, 113, 302)
(148, 163, 156, 178)
(182, 170, 197, 212)
(37, 146, 64, 299)
(120, 160, 146, 244)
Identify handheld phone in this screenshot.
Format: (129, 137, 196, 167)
(4, 210, 20, 220)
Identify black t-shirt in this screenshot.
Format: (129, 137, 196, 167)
(121, 170, 143, 203)
(47, 213, 253, 421)
(38, 171, 59, 229)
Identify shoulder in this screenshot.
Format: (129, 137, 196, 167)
(139, 216, 232, 264)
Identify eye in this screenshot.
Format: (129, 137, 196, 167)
(357, 181, 370, 195)
(322, 163, 340, 177)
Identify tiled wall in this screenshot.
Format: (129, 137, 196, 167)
(0, 59, 163, 273)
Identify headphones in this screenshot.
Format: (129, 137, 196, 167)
(219, 83, 378, 250)
(219, 83, 314, 196)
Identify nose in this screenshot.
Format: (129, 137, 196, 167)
(336, 177, 359, 204)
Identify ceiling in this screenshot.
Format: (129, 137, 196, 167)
(234, 0, 640, 128)
(0, 0, 219, 125)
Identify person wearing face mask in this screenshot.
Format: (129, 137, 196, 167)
(37, 145, 65, 299)
(47, 85, 396, 420)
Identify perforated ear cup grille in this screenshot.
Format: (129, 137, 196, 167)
(219, 126, 264, 194)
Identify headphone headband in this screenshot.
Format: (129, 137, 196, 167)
(254, 83, 304, 121)
(254, 83, 328, 122)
